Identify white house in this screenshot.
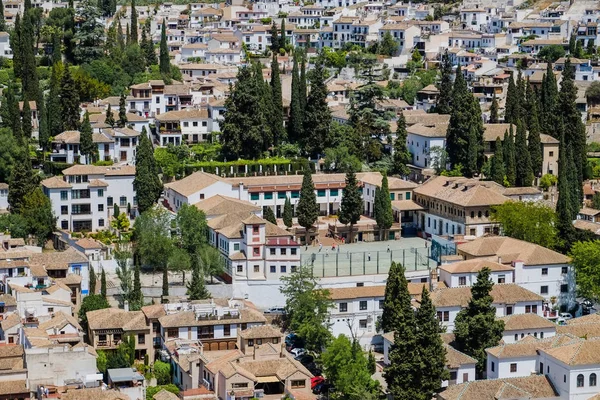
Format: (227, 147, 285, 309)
(439, 259, 515, 288)
(498, 313, 557, 344)
(406, 123, 447, 169)
(155, 109, 213, 146)
(0, 32, 13, 58)
(42, 165, 137, 233)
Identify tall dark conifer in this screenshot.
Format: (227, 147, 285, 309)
(374, 173, 393, 240)
(60, 65, 80, 131)
(80, 111, 97, 164)
(0, 0, 6, 32)
(540, 62, 558, 137)
(556, 123, 574, 225)
(48, 62, 63, 136)
(269, 21, 279, 51)
(338, 168, 362, 243)
(490, 137, 505, 185)
(489, 93, 499, 123)
(21, 100, 32, 139)
(11, 14, 22, 79)
(299, 50, 307, 112)
(141, 25, 156, 66)
(130, 0, 138, 43)
(288, 54, 302, 143)
(393, 110, 411, 176)
(159, 20, 170, 76)
(280, 19, 286, 49)
(296, 169, 319, 245)
(514, 119, 533, 187)
(21, 8, 39, 102)
(8, 148, 36, 214)
(133, 127, 162, 214)
(302, 56, 330, 157)
(526, 81, 543, 177)
(504, 73, 518, 124)
(436, 49, 452, 114)
(118, 94, 128, 128)
(270, 52, 285, 146)
(503, 128, 516, 187)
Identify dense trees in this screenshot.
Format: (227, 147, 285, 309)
(436, 50, 452, 115)
(338, 169, 362, 243)
(570, 241, 600, 301)
(133, 129, 162, 214)
(454, 267, 504, 376)
(302, 56, 331, 157)
(491, 201, 559, 249)
(392, 110, 411, 177)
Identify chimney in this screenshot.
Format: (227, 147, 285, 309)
(497, 256, 502, 264)
(239, 182, 244, 200)
(124, 301, 129, 312)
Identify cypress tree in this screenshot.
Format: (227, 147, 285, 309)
(100, 268, 107, 299)
(392, 110, 411, 177)
(20, 10, 39, 102)
(21, 99, 32, 139)
(556, 123, 574, 225)
(8, 148, 36, 214)
(415, 286, 448, 398)
(130, 263, 143, 310)
(11, 14, 22, 79)
(384, 262, 422, 399)
(338, 168, 362, 243)
(264, 207, 277, 224)
(526, 80, 543, 177)
(270, 52, 285, 146)
(48, 62, 63, 136)
(514, 119, 534, 187)
(89, 265, 96, 294)
(125, 23, 130, 45)
(280, 19, 286, 49)
(80, 111, 97, 164)
(454, 267, 505, 376)
(161, 267, 169, 302)
(118, 94, 128, 128)
(0, 0, 6, 32)
(436, 49, 452, 114)
(503, 128, 516, 187)
(134, 127, 162, 214)
(288, 53, 303, 143)
(374, 173, 393, 240)
(296, 169, 319, 245)
(187, 261, 210, 300)
(540, 62, 558, 137)
(489, 93, 499, 123)
(130, 0, 138, 44)
(490, 137, 505, 185)
(254, 62, 274, 152)
(567, 144, 580, 218)
(141, 25, 156, 66)
(105, 104, 115, 127)
(380, 261, 403, 333)
(504, 73, 517, 124)
(60, 65, 80, 132)
(51, 33, 61, 65)
(1, 83, 21, 140)
(159, 20, 170, 76)
(283, 197, 293, 229)
(116, 18, 125, 52)
(302, 56, 330, 157)
(38, 96, 50, 152)
(269, 21, 279, 51)
(515, 71, 526, 122)
(299, 50, 307, 112)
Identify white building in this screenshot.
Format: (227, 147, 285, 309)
(406, 123, 447, 169)
(42, 165, 137, 233)
(439, 259, 514, 288)
(0, 32, 13, 59)
(498, 313, 557, 344)
(155, 109, 213, 146)
(50, 129, 140, 165)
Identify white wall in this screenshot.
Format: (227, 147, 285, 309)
(26, 345, 97, 390)
(487, 355, 538, 379)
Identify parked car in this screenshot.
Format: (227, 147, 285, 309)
(311, 376, 324, 390)
(285, 333, 304, 351)
(263, 307, 285, 314)
(559, 312, 573, 320)
(295, 354, 314, 364)
(312, 382, 334, 395)
(290, 348, 307, 358)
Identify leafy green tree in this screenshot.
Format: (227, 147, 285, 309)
(145, 385, 179, 400)
(270, 52, 285, 146)
(73, 0, 105, 64)
(503, 128, 516, 187)
(78, 294, 110, 331)
(490, 137, 505, 185)
(133, 128, 162, 213)
(446, 65, 483, 176)
(199, 245, 224, 284)
(514, 120, 533, 187)
(338, 169, 362, 243)
(296, 169, 319, 245)
(115, 243, 133, 306)
(384, 262, 422, 399)
(491, 201, 558, 249)
(283, 197, 293, 228)
(175, 203, 207, 256)
(20, 187, 55, 247)
(454, 267, 505, 376)
(118, 94, 128, 128)
(133, 208, 174, 273)
(154, 360, 172, 385)
(321, 335, 380, 400)
(264, 207, 277, 224)
(168, 247, 191, 285)
(0, 214, 29, 240)
(80, 111, 97, 164)
(378, 31, 398, 56)
(415, 286, 448, 398)
(489, 93, 499, 123)
(538, 44, 565, 62)
(592, 192, 600, 209)
(96, 350, 107, 373)
(280, 265, 333, 352)
(569, 240, 600, 301)
(374, 173, 393, 240)
(392, 111, 411, 177)
(288, 53, 303, 144)
(302, 56, 331, 157)
(8, 149, 36, 214)
(60, 65, 81, 131)
(159, 20, 170, 76)
(89, 265, 96, 295)
(323, 146, 362, 173)
(436, 49, 452, 115)
(540, 173, 558, 191)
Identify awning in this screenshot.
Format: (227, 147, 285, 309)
(256, 376, 280, 383)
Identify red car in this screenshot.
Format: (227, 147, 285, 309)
(311, 376, 325, 389)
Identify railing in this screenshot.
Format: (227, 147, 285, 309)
(202, 379, 212, 391)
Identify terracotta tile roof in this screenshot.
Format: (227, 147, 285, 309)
(414, 176, 509, 207)
(482, 123, 514, 142)
(0, 294, 16, 307)
(540, 337, 600, 365)
(155, 109, 208, 122)
(152, 389, 179, 400)
(438, 375, 557, 400)
(406, 122, 448, 138)
(498, 313, 556, 331)
(30, 247, 88, 270)
(41, 176, 72, 189)
(431, 284, 543, 308)
(0, 380, 28, 396)
(0, 313, 21, 331)
(141, 304, 166, 320)
(87, 308, 149, 331)
(75, 238, 104, 249)
(557, 322, 600, 338)
(88, 179, 109, 187)
(159, 308, 265, 328)
(487, 334, 579, 358)
(439, 259, 514, 274)
(444, 344, 477, 368)
(403, 111, 450, 126)
(391, 200, 424, 212)
(359, 173, 418, 190)
(62, 165, 136, 176)
(193, 195, 261, 216)
(239, 324, 282, 339)
(39, 311, 82, 332)
(165, 171, 226, 197)
(60, 388, 131, 400)
(567, 313, 600, 325)
(457, 237, 570, 265)
(540, 133, 559, 144)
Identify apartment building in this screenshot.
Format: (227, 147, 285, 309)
(378, 23, 420, 55)
(155, 109, 213, 146)
(457, 237, 574, 306)
(127, 80, 193, 118)
(42, 165, 136, 233)
(439, 259, 515, 288)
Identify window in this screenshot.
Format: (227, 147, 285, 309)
(183, 121, 189, 127)
(317, 189, 326, 197)
(61, 205, 68, 215)
(591, 373, 597, 387)
(510, 363, 517, 373)
(224, 324, 231, 336)
(390, 193, 395, 200)
(539, 362, 544, 374)
(330, 189, 339, 196)
(247, 339, 254, 347)
(270, 265, 276, 273)
(120, 196, 127, 207)
(291, 248, 297, 255)
(168, 328, 178, 338)
(61, 220, 68, 230)
(541, 285, 548, 295)
(107, 197, 113, 206)
(254, 265, 260, 273)
(270, 248, 276, 255)
(549, 151, 554, 157)
(562, 266, 568, 274)
(48, 307, 54, 313)
(99, 219, 104, 227)
(359, 319, 367, 329)
(250, 193, 259, 201)
(281, 248, 286, 255)
(278, 192, 286, 199)
(406, 192, 411, 200)
(253, 226, 259, 234)
(561, 284, 568, 293)
(60, 191, 68, 201)
(280, 266, 286, 273)
(470, 211, 475, 218)
(291, 380, 305, 388)
(491, 361, 495, 372)
(264, 192, 273, 200)
(234, 243, 240, 251)
(339, 302, 348, 312)
(498, 275, 505, 283)
(578, 374, 584, 387)
(291, 191, 300, 199)
(541, 268, 548, 276)
(253, 247, 260, 256)
(359, 301, 367, 310)
(138, 333, 145, 344)
(237, 265, 243, 273)
(506, 306, 513, 315)
(232, 383, 248, 388)
(514, 333, 518, 341)
(98, 189, 104, 197)
(379, 300, 384, 309)
(459, 276, 466, 286)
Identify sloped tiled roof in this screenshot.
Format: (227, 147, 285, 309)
(438, 375, 557, 400)
(498, 313, 556, 331)
(439, 259, 513, 274)
(457, 237, 570, 265)
(431, 284, 543, 308)
(540, 337, 600, 366)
